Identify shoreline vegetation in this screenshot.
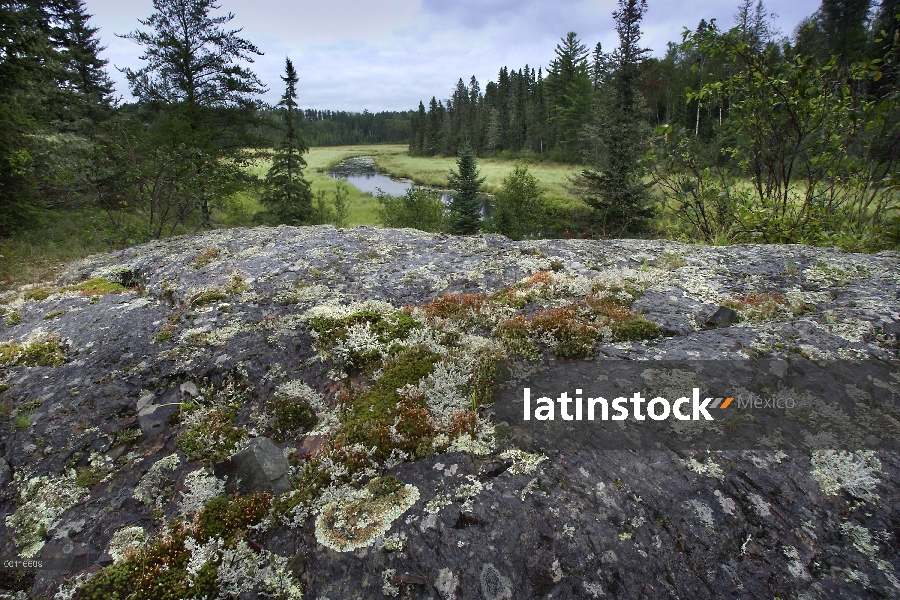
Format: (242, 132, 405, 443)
(0, 144, 588, 290)
(2, 0, 898, 288)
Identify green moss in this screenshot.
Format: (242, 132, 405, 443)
(13, 411, 32, 430)
(153, 328, 173, 342)
(366, 475, 403, 497)
(193, 248, 220, 269)
(611, 316, 662, 341)
(23, 287, 53, 301)
(195, 493, 271, 543)
(652, 252, 687, 270)
(42, 309, 67, 320)
(0, 338, 66, 367)
(5, 311, 22, 326)
(75, 466, 104, 489)
(269, 395, 317, 442)
(77, 523, 218, 600)
(340, 347, 440, 461)
(190, 291, 226, 307)
(115, 427, 143, 445)
(225, 274, 249, 295)
(67, 277, 126, 295)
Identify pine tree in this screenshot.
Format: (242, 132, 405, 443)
(576, 0, 655, 235)
(261, 57, 313, 225)
(120, 0, 267, 225)
(52, 0, 115, 120)
(446, 143, 485, 234)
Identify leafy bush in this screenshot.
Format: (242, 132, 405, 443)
(376, 187, 445, 232)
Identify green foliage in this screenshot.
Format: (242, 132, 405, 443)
(269, 395, 317, 442)
(0, 337, 67, 367)
(4, 311, 22, 326)
(487, 164, 546, 239)
(339, 347, 440, 461)
(446, 144, 485, 234)
(576, 0, 655, 236)
(260, 57, 313, 225)
(332, 180, 350, 228)
(652, 23, 900, 250)
(375, 187, 445, 232)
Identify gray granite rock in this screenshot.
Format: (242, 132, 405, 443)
(0, 226, 897, 599)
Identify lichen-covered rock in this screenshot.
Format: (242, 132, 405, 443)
(0, 225, 897, 599)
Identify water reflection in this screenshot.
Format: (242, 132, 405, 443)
(329, 156, 412, 196)
(330, 156, 449, 202)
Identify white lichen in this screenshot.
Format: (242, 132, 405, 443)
(179, 468, 225, 516)
(811, 450, 881, 502)
(314, 483, 419, 552)
(107, 526, 146, 563)
(133, 453, 181, 506)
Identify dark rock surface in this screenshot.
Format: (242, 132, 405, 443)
(214, 437, 292, 495)
(0, 225, 898, 599)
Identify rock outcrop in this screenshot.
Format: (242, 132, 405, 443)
(0, 225, 898, 599)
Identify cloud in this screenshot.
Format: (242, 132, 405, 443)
(86, 0, 821, 111)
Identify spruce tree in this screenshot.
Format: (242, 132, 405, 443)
(261, 57, 313, 225)
(53, 0, 115, 120)
(446, 143, 485, 234)
(120, 0, 267, 225)
(575, 0, 655, 235)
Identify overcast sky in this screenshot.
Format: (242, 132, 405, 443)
(85, 0, 821, 112)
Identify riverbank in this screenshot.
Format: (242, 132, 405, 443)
(0, 145, 587, 289)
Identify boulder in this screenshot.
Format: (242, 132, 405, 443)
(705, 305, 739, 327)
(213, 437, 292, 495)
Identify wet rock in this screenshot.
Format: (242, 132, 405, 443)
(2, 227, 900, 599)
(480, 563, 513, 600)
(705, 305, 739, 327)
(213, 437, 292, 495)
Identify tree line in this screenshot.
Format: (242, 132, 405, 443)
(254, 108, 414, 147)
(407, 0, 900, 248)
(1, 0, 898, 252)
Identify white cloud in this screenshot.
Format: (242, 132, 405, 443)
(85, 0, 821, 111)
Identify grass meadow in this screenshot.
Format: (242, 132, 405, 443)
(0, 144, 589, 290)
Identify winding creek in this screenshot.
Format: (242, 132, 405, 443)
(329, 156, 450, 202)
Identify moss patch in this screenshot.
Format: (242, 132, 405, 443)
(67, 277, 126, 295)
(339, 347, 440, 461)
(193, 248, 220, 269)
(269, 395, 317, 442)
(23, 287, 53, 301)
(77, 523, 218, 600)
(0, 337, 67, 367)
(5, 311, 22, 326)
(190, 291, 227, 308)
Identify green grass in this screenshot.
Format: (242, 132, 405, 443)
(0, 144, 589, 291)
(372, 148, 586, 208)
(0, 208, 121, 291)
